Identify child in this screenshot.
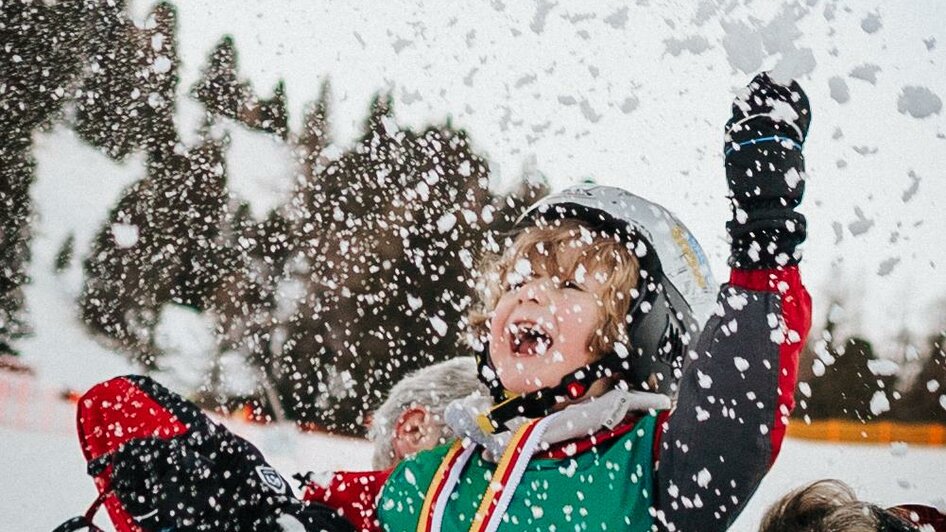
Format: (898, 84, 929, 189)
(309, 72, 813, 532)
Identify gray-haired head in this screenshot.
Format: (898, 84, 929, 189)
(368, 357, 486, 470)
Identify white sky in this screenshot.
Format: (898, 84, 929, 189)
(115, 0, 946, 347)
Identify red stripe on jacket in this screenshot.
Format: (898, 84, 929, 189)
(729, 266, 812, 462)
(651, 267, 810, 464)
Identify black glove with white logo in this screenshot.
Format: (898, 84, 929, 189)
(724, 72, 811, 269)
(110, 427, 353, 531)
(109, 432, 297, 531)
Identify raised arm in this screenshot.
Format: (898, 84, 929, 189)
(653, 73, 813, 531)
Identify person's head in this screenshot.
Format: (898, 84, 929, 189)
(473, 217, 639, 396)
(368, 357, 486, 470)
(759, 479, 923, 532)
(468, 184, 717, 431)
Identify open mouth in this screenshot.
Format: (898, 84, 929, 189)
(508, 321, 553, 357)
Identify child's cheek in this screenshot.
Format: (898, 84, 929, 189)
(489, 298, 513, 341)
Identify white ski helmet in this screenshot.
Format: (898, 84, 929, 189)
(476, 183, 717, 432)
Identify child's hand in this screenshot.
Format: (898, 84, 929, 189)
(725, 72, 811, 146)
(724, 73, 810, 270)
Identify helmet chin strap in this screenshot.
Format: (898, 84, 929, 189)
(478, 348, 634, 434)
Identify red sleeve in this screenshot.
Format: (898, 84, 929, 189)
(652, 410, 672, 464)
(730, 266, 812, 462)
(302, 469, 392, 532)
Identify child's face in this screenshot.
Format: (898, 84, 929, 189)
(488, 243, 609, 395)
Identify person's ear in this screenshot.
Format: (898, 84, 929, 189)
(391, 406, 429, 460)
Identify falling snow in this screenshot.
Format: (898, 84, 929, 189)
(2, 1, 945, 530)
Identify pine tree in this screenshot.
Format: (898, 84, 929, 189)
(74, 2, 180, 159)
(0, 0, 99, 355)
(278, 93, 406, 430)
(192, 36, 250, 121)
(285, 83, 331, 237)
(297, 81, 332, 175)
(892, 332, 946, 422)
(804, 336, 897, 421)
(166, 136, 230, 309)
(242, 80, 289, 139)
(80, 136, 230, 367)
(54, 233, 76, 273)
(0, 0, 93, 133)
(191, 36, 288, 138)
(206, 202, 293, 421)
(0, 142, 34, 356)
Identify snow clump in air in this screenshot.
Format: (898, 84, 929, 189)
(867, 359, 899, 376)
(828, 76, 850, 104)
(860, 12, 883, 34)
(849, 64, 881, 84)
(436, 212, 457, 234)
(869, 390, 890, 416)
(847, 207, 875, 236)
(663, 35, 711, 57)
(876, 257, 901, 276)
(429, 315, 449, 337)
(110, 223, 140, 248)
(897, 86, 942, 118)
(720, 4, 816, 81)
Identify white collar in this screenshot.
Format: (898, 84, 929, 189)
(444, 388, 671, 462)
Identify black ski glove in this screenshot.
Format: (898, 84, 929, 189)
(110, 431, 303, 531)
(724, 72, 810, 269)
(111, 437, 227, 530)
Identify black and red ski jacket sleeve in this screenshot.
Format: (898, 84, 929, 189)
(653, 266, 811, 531)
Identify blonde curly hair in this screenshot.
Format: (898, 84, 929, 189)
(469, 218, 640, 359)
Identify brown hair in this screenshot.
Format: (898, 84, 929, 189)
(759, 479, 883, 532)
(469, 218, 640, 358)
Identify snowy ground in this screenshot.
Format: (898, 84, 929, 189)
(0, 380, 374, 532)
(2, 224, 945, 529)
(2, 374, 944, 531)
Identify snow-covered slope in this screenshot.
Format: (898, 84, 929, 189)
(0, 374, 373, 532)
(1, 378, 941, 532)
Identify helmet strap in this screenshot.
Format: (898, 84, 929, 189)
(478, 354, 630, 434)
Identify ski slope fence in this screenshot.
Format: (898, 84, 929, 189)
(787, 419, 946, 446)
(5, 370, 945, 447)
